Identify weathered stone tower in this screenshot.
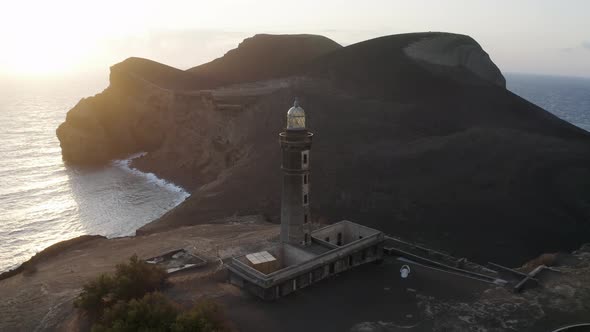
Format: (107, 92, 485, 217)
(279, 99, 313, 245)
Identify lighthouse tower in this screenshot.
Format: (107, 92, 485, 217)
(279, 100, 313, 246)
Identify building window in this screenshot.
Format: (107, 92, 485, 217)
(304, 233, 309, 244)
(303, 194, 308, 205)
(337, 232, 342, 246)
(325, 236, 330, 243)
(302, 150, 309, 168)
(359, 235, 363, 240)
(303, 174, 308, 184)
(348, 255, 353, 266)
(304, 214, 308, 223)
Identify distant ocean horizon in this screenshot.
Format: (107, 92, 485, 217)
(506, 72, 590, 132)
(0, 72, 588, 273)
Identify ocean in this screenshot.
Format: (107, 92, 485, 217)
(506, 73, 590, 132)
(0, 73, 588, 273)
(0, 77, 189, 273)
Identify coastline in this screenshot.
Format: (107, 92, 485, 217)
(0, 152, 191, 277)
(0, 235, 105, 281)
(112, 152, 191, 204)
(0, 220, 279, 331)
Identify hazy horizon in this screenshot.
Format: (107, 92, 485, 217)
(1, 0, 589, 80)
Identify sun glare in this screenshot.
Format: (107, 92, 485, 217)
(0, 1, 152, 77)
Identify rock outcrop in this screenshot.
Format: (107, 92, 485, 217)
(57, 59, 178, 165)
(188, 33, 342, 85)
(56, 32, 590, 265)
(404, 32, 506, 87)
(416, 244, 590, 331)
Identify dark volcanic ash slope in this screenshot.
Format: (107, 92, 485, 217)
(187, 33, 342, 85)
(56, 33, 590, 265)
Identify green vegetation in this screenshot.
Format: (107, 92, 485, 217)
(173, 300, 230, 332)
(92, 292, 178, 332)
(75, 255, 230, 332)
(74, 254, 168, 315)
(92, 293, 229, 332)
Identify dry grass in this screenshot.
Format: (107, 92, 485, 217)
(521, 253, 558, 272)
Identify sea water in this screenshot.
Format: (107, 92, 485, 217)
(506, 73, 590, 132)
(0, 77, 189, 272)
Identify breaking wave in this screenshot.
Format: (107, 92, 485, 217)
(112, 152, 191, 202)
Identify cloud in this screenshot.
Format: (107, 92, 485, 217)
(582, 41, 590, 50)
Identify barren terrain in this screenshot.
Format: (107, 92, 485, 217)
(0, 217, 277, 331)
(2, 216, 589, 331)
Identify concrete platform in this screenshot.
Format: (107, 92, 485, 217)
(228, 220, 385, 300)
(220, 255, 489, 331)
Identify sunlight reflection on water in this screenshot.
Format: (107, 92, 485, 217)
(0, 79, 189, 272)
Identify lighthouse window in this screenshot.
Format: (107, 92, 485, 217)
(304, 214, 308, 223)
(302, 150, 309, 168)
(303, 194, 308, 205)
(303, 174, 308, 184)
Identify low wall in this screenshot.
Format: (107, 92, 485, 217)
(228, 242, 383, 300)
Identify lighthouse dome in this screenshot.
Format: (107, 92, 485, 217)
(287, 99, 306, 130)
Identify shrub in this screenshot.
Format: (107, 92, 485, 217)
(75, 255, 231, 331)
(74, 274, 115, 315)
(75, 255, 168, 316)
(110, 254, 169, 301)
(91, 294, 230, 332)
(172, 300, 232, 332)
(92, 292, 179, 332)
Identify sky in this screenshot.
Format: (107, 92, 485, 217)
(1, 0, 589, 80)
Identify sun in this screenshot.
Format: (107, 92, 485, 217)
(0, 0, 146, 77)
(0, 3, 95, 77)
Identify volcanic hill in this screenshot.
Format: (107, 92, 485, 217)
(56, 32, 590, 265)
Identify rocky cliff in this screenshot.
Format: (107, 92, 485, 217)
(404, 32, 506, 87)
(187, 33, 342, 85)
(56, 32, 590, 265)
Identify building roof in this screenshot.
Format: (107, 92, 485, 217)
(246, 251, 277, 265)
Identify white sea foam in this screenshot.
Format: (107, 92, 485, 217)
(0, 81, 194, 273)
(112, 152, 191, 204)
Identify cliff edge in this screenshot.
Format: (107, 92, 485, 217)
(56, 32, 590, 265)
(404, 32, 506, 87)
(188, 33, 342, 85)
